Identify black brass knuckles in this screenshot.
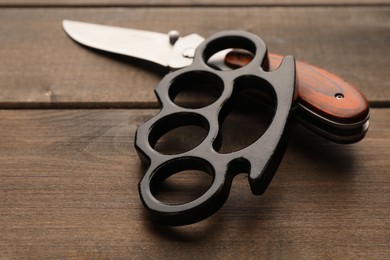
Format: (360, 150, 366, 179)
(135, 31, 297, 225)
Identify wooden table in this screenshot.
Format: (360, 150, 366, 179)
(0, 1, 389, 258)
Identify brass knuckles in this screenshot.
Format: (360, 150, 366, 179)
(135, 31, 297, 225)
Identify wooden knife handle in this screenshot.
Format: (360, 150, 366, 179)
(225, 51, 369, 125)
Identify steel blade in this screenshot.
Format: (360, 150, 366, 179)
(62, 20, 203, 68)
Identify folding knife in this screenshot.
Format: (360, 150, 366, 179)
(62, 20, 369, 143)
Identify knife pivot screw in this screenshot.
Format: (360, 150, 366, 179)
(335, 93, 344, 99)
(168, 30, 180, 45)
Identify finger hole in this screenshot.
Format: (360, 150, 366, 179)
(169, 71, 224, 109)
(213, 76, 277, 153)
(150, 158, 214, 206)
(148, 113, 209, 155)
(203, 36, 257, 71)
(207, 48, 255, 71)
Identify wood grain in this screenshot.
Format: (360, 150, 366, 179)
(0, 0, 389, 6)
(0, 1, 388, 258)
(0, 7, 389, 107)
(0, 109, 388, 259)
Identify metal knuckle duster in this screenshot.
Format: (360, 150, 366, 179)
(135, 31, 297, 226)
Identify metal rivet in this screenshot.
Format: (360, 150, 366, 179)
(168, 30, 180, 45)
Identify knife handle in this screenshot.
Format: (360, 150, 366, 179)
(225, 51, 369, 126)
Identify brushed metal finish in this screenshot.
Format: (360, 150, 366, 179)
(62, 20, 204, 69)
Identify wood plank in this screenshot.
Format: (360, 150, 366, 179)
(0, 109, 388, 258)
(0, 7, 389, 107)
(0, 0, 389, 7)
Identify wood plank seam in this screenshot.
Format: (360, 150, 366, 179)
(0, 102, 388, 110)
(0, 3, 390, 8)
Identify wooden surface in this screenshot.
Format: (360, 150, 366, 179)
(0, 7, 389, 107)
(1, 1, 390, 7)
(0, 1, 389, 259)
